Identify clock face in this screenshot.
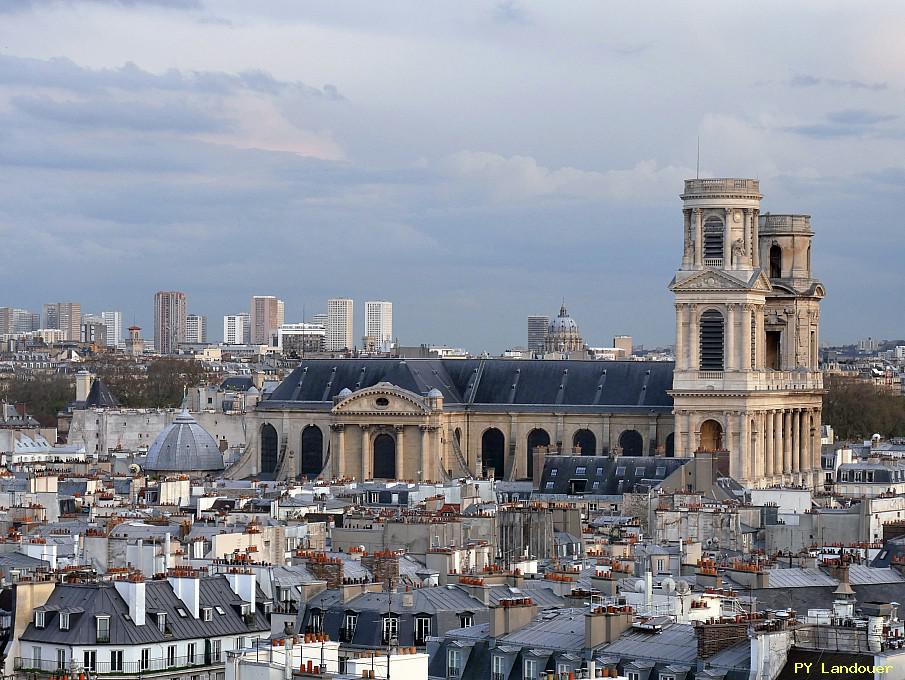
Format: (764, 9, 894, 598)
(733, 210, 742, 223)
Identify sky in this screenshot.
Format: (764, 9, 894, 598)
(1, 1, 904, 352)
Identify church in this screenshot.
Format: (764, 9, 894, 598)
(227, 178, 824, 488)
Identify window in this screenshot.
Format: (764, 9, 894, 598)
(211, 640, 222, 661)
(627, 672, 640, 680)
(660, 674, 676, 680)
(414, 616, 431, 644)
(655, 466, 666, 477)
(96, 616, 110, 643)
(240, 603, 252, 617)
(342, 613, 358, 641)
(596, 467, 603, 476)
(550, 469, 558, 477)
(202, 608, 213, 622)
(177, 608, 188, 618)
(545, 482, 554, 490)
(56, 649, 66, 670)
(382, 615, 399, 644)
(188, 643, 196, 664)
(263, 602, 273, 615)
(32, 647, 41, 668)
(214, 606, 225, 615)
(492, 655, 505, 680)
(699, 309, 725, 371)
(635, 467, 645, 476)
(309, 610, 323, 633)
(59, 612, 69, 630)
(110, 650, 123, 673)
(615, 466, 626, 476)
(558, 663, 570, 677)
(523, 658, 537, 680)
(447, 649, 461, 678)
(157, 612, 167, 633)
(236, 637, 245, 650)
(575, 466, 586, 475)
(35, 611, 45, 628)
(769, 244, 782, 279)
(703, 217, 723, 261)
(141, 648, 150, 671)
(459, 613, 474, 628)
(592, 481, 600, 489)
(167, 645, 177, 668)
(84, 650, 97, 672)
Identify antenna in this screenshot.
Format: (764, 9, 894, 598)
(696, 136, 700, 179)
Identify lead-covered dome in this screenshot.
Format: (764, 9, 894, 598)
(549, 304, 579, 334)
(144, 410, 224, 473)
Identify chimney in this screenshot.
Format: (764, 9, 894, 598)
(75, 371, 92, 403)
(584, 606, 634, 649)
(168, 571, 201, 618)
(225, 570, 257, 609)
(490, 598, 538, 637)
(114, 576, 147, 626)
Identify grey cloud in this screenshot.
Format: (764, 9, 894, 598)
(789, 74, 887, 91)
(786, 109, 898, 139)
(493, 1, 529, 25)
(0, 55, 343, 100)
(10, 95, 230, 132)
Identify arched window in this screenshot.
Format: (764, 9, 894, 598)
(703, 217, 724, 263)
(699, 310, 725, 371)
(769, 244, 782, 278)
(526, 428, 550, 480)
(260, 424, 278, 474)
(619, 430, 643, 456)
(481, 428, 505, 479)
(665, 433, 675, 457)
(373, 433, 396, 479)
(700, 420, 723, 451)
(301, 425, 323, 478)
(572, 429, 596, 456)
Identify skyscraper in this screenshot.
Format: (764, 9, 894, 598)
(223, 313, 251, 344)
(527, 315, 549, 352)
(186, 313, 208, 343)
(154, 291, 187, 354)
(250, 296, 284, 346)
(42, 302, 81, 341)
(326, 298, 354, 351)
(364, 300, 393, 351)
(101, 311, 123, 348)
(0, 307, 40, 335)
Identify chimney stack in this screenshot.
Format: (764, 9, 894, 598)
(490, 598, 538, 637)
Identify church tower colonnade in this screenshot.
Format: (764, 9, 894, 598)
(669, 178, 825, 488)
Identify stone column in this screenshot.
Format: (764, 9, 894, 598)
(675, 305, 686, 371)
(420, 426, 431, 483)
(332, 424, 345, 479)
(731, 412, 743, 480)
(810, 411, 820, 482)
(682, 209, 692, 269)
(741, 305, 753, 371)
(602, 416, 611, 454)
(432, 427, 442, 480)
(360, 425, 370, 481)
(739, 413, 751, 483)
(395, 425, 405, 481)
(791, 410, 800, 477)
(755, 307, 765, 369)
(726, 304, 737, 371)
(743, 209, 751, 264)
(773, 411, 783, 479)
(752, 209, 760, 268)
(764, 411, 774, 478)
(783, 410, 792, 477)
(689, 306, 700, 371)
(694, 208, 703, 267)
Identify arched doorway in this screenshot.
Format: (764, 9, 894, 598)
(373, 433, 396, 479)
(481, 428, 505, 479)
(700, 419, 723, 451)
(526, 428, 550, 480)
(619, 429, 643, 456)
(665, 433, 675, 457)
(301, 425, 323, 478)
(573, 429, 596, 456)
(260, 424, 278, 474)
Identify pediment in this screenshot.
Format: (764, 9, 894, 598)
(331, 384, 430, 415)
(749, 270, 773, 292)
(670, 269, 758, 292)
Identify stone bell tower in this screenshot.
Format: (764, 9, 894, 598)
(669, 179, 824, 488)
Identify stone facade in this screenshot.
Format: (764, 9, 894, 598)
(670, 178, 825, 488)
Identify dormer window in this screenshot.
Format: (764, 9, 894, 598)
(59, 612, 70, 631)
(96, 616, 110, 643)
(202, 608, 212, 622)
(157, 612, 167, 633)
(35, 611, 45, 628)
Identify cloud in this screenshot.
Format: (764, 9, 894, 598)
(786, 109, 899, 139)
(0, 0, 201, 12)
(493, 1, 529, 25)
(789, 74, 887, 91)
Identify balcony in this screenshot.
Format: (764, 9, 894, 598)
(15, 652, 226, 677)
(682, 178, 761, 196)
(675, 370, 824, 392)
(703, 258, 723, 268)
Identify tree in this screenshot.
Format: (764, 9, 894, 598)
(822, 374, 905, 440)
(0, 374, 73, 427)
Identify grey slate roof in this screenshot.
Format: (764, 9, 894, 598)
(262, 358, 674, 412)
(20, 575, 268, 645)
(85, 379, 120, 408)
(600, 621, 699, 665)
(537, 455, 690, 495)
(144, 410, 225, 473)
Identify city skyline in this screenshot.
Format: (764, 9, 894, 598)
(1, 3, 904, 352)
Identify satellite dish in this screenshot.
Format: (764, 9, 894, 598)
(634, 579, 647, 594)
(676, 580, 691, 594)
(661, 577, 676, 594)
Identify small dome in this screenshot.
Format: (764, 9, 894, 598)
(427, 388, 443, 398)
(337, 387, 353, 398)
(144, 410, 224, 473)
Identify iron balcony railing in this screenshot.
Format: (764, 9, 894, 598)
(15, 652, 227, 676)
